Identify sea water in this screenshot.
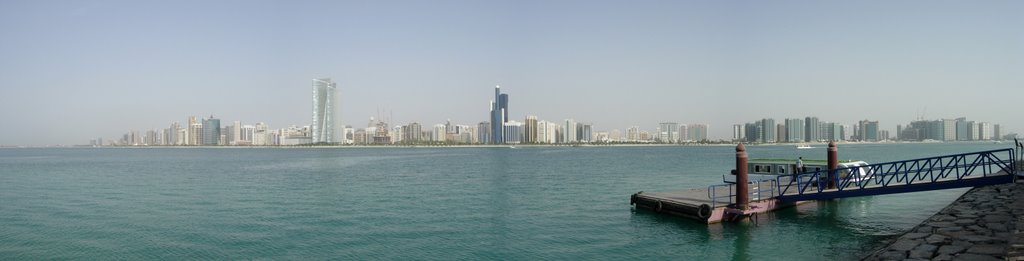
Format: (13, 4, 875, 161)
(0, 142, 1009, 260)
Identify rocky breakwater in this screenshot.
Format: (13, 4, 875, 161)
(863, 181, 1023, 261)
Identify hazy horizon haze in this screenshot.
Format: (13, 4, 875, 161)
(1, 1, 1021, 146)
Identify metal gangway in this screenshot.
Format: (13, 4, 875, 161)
(773, 148, 1018, 202)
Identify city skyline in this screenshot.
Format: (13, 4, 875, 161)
(94, 113, 1009, 147)
(91, 81, 1010, 146)
(1, 1, 1022, 146)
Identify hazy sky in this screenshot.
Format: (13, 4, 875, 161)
(1, 1, 1021, 146)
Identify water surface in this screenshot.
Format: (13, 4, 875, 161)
(0, 142, 1008, 259)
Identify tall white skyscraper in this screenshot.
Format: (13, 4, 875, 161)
(231, 121, 241, 145)
(312, 78, 341, 144)
(564, 119, 578, 143)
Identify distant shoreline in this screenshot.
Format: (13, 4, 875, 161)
(2, 140, 1007, 149)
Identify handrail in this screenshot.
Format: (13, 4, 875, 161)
(775, 148, 1015, 199)
(708, 176, 777, 208)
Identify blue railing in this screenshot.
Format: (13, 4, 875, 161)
(775, 148, 1016, 200)
(708, 177, 777, 208)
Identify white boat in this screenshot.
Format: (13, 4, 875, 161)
(796, 144, 814, 149)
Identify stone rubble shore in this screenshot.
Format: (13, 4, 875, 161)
(862, 181, 1024, 261)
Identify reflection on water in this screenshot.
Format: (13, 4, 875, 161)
(731, 222, 753, 261)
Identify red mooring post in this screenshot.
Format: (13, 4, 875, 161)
(735, 143, 749, 210)
(827, 141, 838, 189)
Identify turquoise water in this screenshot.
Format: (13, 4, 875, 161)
(0, 142, 1010, 260)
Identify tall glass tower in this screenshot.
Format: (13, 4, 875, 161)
(490, 86, 509, 144)
(202, 116, 220, 145)
(312, 78, 340, 144)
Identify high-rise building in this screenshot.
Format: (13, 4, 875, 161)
(564, 119, 578, 143)
(404, 122, 422, 143)
(678, 124, 689, 141)
(857, 120, 879, 142)
(176, 126, 187, 145)
(820, 122, 843, 141)
(202, 116, 220, 145)
(219, 126, 228, 145)
(639, 130, 652, 142)
(537, 121, 556, 144)
(524, 115, 538, 144)
(785, 118, 804, 143)
(626, 126, 640, 142)
(979, 122, 993, 140)
(865, 121, 879, 142)
(732, 124, 745, 141)
(372, 120, 390, 144)
(969, 121, 979, 140)
(955, 117, 970, 141)
(760, 118, 776, 143)
(169, 122, 181, 145)
(503, 121, 523, 144)
(744, 122, 759, 142)
(776, 124, 786, 143)
(128, 130, 140, 145)
(312, 78, 341, 144)
(688, 124, 708, 142)
(490, 86, 509, 144)
(900, 120, 928, 141)
(160, 129, 169, 145)
(477, 122, 490, 144)
(659, 122, 679, 143)
(942, 119, 956, 141)
(231, 121, 241, 145)
(462, 126, 476, 144)
(433, 124, 447, 142)
(804, 117, 820, 142)
(188, 116, 202, 145)
(994, 124, 1002, 140)
(240, 125, 255, 145)
(253, 122, 269, 146)
(580, 123, 593, 143)
(927, 120, 944, 141)
(391, 126, 403, 144)
(144, 130, 157, 145)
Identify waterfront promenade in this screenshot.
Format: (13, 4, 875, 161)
(862, 180, 1024, 260)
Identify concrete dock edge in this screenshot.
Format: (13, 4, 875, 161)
(861, 181, 1023, 261)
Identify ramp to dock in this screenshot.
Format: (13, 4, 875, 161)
(774, 148, 1017, 202)
(631, 148, 1018, 223)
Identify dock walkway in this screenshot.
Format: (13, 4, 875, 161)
(631, 146, 1018, 224)
(631, 180, 783, 223)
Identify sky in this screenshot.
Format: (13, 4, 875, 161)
(0, 0, 1021, 146)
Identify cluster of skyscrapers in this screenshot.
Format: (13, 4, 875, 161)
(897, 117, 1003, 142)
(652, 123, 710, 143)
(98, 78, 338, 147)
(731, 117, 869, 143)
(92, 80, 1011, 146)
(729, 116, 1006, 144)
(100, 115, 285, 147)
(348, 86, 606, 145)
